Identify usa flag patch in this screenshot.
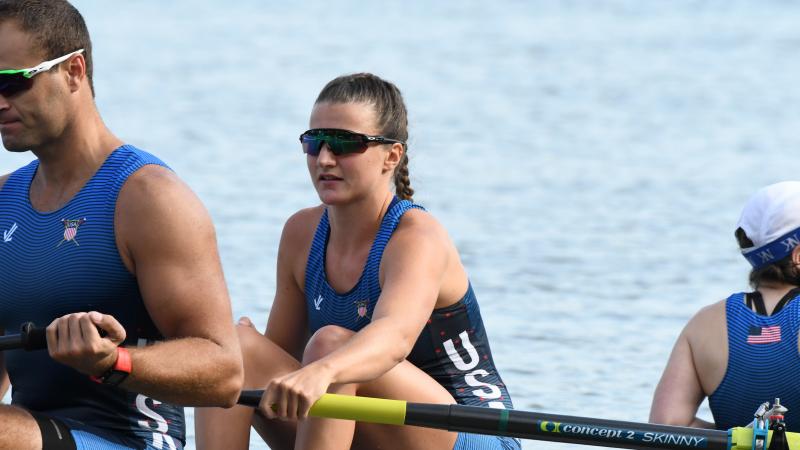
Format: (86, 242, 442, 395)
(747, 325, 781, 344)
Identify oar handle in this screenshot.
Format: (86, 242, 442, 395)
(237, 390, 262, 407)
(21, 322, 47, 350)
(0, 322, 47, 351)
(237, 390, 407, 425)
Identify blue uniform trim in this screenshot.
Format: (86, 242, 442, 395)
(71, 432, 134, 450)
(63, 416, 184, 450)
(69, 429, 183, 450)
(708, 292, 800, 430)
(0, 145, 185, 447)
(453, 433, 520, 450)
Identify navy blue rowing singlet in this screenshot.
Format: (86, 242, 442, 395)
(0, 145, 185, 448)
(708, 292, 800, 430)
(304, 198, 515, 410)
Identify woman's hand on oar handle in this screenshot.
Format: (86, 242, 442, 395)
(259, 362, 335, 422)
(46, 311, 126, 377)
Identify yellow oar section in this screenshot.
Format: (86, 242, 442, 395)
(308, 393, 407, 426)
(729, 427, 800, 450)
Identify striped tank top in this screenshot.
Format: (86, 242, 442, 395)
(0, 145, 185, 448)
(305, 197, 516, 411)
(708, 292, 800, 430)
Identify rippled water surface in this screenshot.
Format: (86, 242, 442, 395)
(3, 1, 800, 448)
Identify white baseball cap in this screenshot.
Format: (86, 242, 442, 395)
(737, 181, 800, 269)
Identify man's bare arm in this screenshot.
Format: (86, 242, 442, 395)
(114, 166, 242, 406)
(44, 165, 243, 406)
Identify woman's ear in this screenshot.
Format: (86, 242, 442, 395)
(792, 245, 800, 267)
(383, 142, 404, 173)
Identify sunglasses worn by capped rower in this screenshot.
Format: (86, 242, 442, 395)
(300, 128, 406, 156)
(0, 49, 84, 97)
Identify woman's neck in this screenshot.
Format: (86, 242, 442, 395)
(326, 190, 395, 253)
(756, 283, 800, 313)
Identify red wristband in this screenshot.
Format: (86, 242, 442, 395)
(90, 347, 131, 386)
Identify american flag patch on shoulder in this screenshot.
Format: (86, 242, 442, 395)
(747, 325, 781, 344)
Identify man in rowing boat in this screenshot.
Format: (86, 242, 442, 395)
(651, 181, 800, 430)
(0, 1, 243, 449)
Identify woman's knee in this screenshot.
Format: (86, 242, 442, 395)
(236, 321, 266, 359)
(235, 321, 300, 384)
(303, 325, 354, 364)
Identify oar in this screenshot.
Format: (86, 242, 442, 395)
(237, 390, 800, 450)
(0, 322, 46, 351)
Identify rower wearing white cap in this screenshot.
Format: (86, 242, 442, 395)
(650, 181, 800, 430)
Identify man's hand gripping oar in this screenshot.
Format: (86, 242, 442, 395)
(1, 316, 122, 380)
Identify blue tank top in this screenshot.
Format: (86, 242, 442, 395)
(305, 198, 516, 410)
(708, 292, 800, 430)
(0, 145, 185, 448)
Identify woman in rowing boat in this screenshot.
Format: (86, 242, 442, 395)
(196, 73, 520, 450)
(650, 181, 800, 430)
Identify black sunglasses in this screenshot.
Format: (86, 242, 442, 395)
(300, 128, 405, 156)
(0, 73, 35, 97)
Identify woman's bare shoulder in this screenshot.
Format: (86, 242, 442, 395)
(684, 298, 728, 341)
(285, 205, 325, 228)
(280, 205, 325, 247)
(394, 207, 449, 240)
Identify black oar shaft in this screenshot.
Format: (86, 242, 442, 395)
(406, 403, 729, 450)
(0, 333, 24, 351)
(238, 390, 262, 407)
(0, 322, 46, 351)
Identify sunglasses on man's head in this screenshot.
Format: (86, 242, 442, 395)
(0, 49, 84, 97)
(300, 128, 405, 156)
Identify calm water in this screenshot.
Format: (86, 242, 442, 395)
(3, 1, 800, 448)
